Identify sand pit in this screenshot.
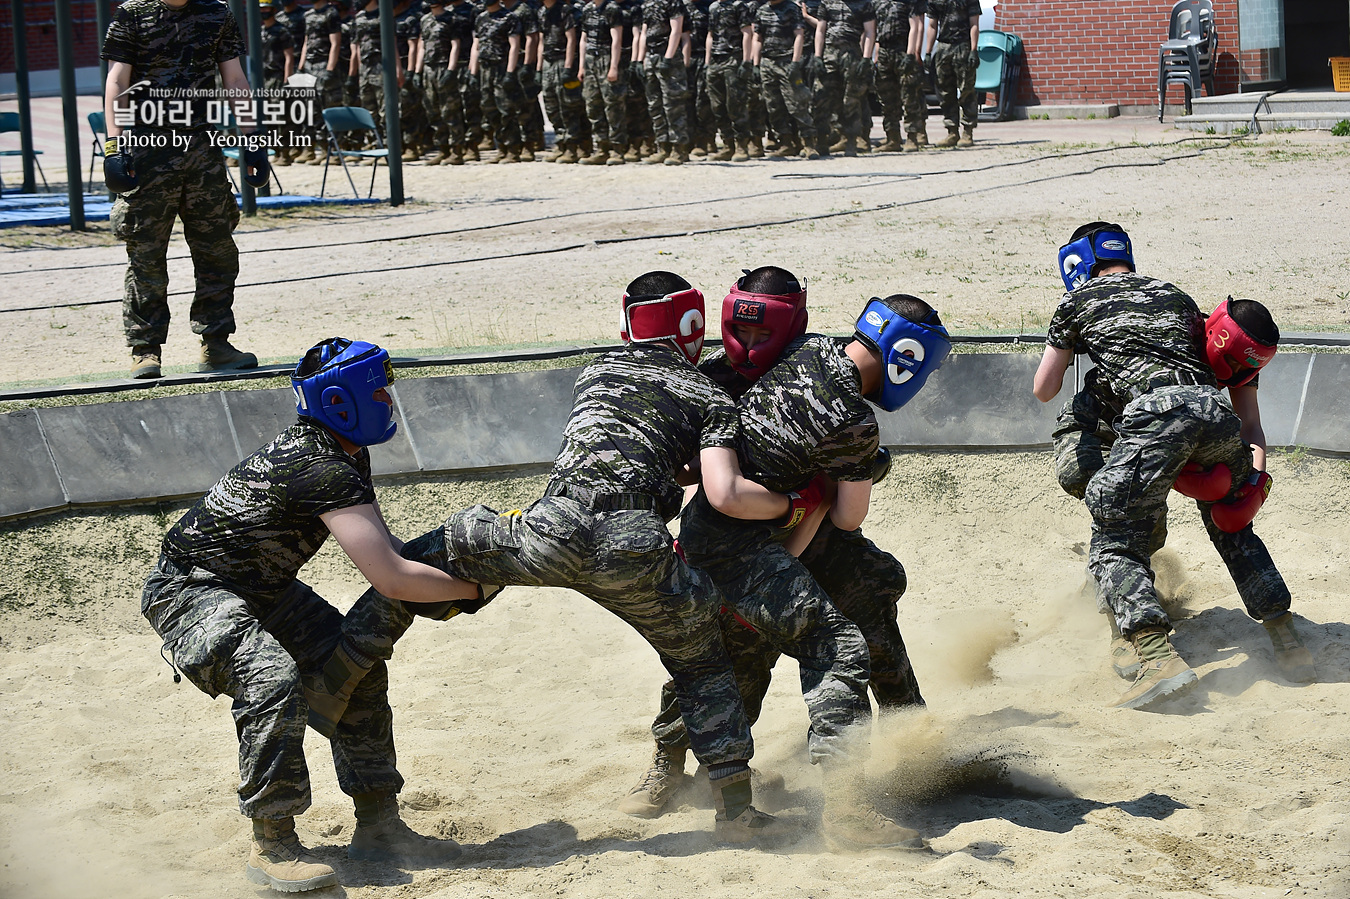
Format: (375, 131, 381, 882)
(1, 450, 1347, 898)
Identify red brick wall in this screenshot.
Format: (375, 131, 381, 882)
(994, 0, 1241, 107)
(1, 1, 122, 76)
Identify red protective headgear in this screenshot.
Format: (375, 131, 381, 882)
(620, 287, 707, 365)
(720, 275, 808, 379)
(1205, 297, 1276, 387)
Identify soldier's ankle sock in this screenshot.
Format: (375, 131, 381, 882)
(707, 761, 749, 781)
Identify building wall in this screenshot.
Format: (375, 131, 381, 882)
(0, 1, 116, 77)
(994, 0, 1242, 108)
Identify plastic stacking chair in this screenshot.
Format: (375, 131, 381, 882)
(975, 30, 1024, 122)
(320, 106, 389, 199)
(0, 111, 49, 194)
(1158, 0, 1217, 121)
(88, 111, 107, 187)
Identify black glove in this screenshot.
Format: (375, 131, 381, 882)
(857, 57, 874, 85)
(630, 59, 645, 81)
(656, 54, 677, 74)
(870, 446, 892, 485)
(102, 138, 138, 194)
(787, 58, 804, 84)
(807, 54, 826, 82)
(740, 59, 755, 79)
(900, 51, 918, 76)
(968, 48, 981, 70)
(563, 65, 580, 87)
(408, 583, 504, 620)
(242, 142, 271, 189)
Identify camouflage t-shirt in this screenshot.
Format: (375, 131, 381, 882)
(685, 0, 710, 57)
(101, 0, 246, 131)
(540, 0, 576, 61)
(580, 0, 624, 55)
(925, 0, 978, 46)
(1045, 271, 1216, 406)
(619, 0, 643, 58)
(707, 0, 752, 59)
(753, 0, 804, 59)
(421, 9, 459, 67)
(873, 0, 923, 47)
(642, 0, 685, 50)
(396, 6, 422, 63)
(550, 343, 740, 517)
(817, 0, 876, 49)
(262, 21, 294, 79)
(280, 4, 308, 48)
(303, 4, 343, 68)
(162, 420, 376, 595)
(447, 0, 478, 60)
(475, 6, 521, 62)
(697, 347, 755, 399)
(354, 8, 384, 69)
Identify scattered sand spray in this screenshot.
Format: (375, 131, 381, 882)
(1151, 548, 1195, 620)
(923, 609, 1019, 688)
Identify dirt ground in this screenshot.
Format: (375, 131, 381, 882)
(1, 118, 1349, 899)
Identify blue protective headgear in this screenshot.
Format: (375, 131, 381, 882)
(853, 297, 952, 412)
(1057, 223, 1134, 291)
(292, 338, 397, 446)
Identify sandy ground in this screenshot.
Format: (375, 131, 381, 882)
(1, 450, 1348, 899)
(1, 119, 1348, 387)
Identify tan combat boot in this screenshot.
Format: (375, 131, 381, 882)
(821, 769, 925, 851)
(645, 143, 670, 164)
(828, 134, 851, 153)
(711, 143, 735, 161)
(246, 818, 338, 893)
(302, 643, 376, 738)
(902, 132, 922, 152)
(198, 336, 258, 373)
(747, 136, 765, 157)
(664, 144, 689, 165)
(1263, 612, 1317, 683)
(557, 143, 579, 163)
(130, 345, 162, 380)
(349, 794, 463, 864)
(618, 745, 688, 817)
(446, 146, 465, 165)
(876, 131, 904, 152)
(295, 145, 317, 163)
(957, 125, 974, 147)
(799, 143, 821, 159)
(1105, 606, 1141, 680)
(710, 768, 786, 843)
(1113, 626, 1198, 710)
(605, 148, 627, 165)
(580, 143, 610, 165)
(771, 137, 801, 157)
(935, 127, 959, 148)
(915, 130, 929, 148)
(855, 134, 871, 153)
(428, 147, 450, 165)
(732, 142, 751, 162)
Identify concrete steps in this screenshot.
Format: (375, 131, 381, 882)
(1176, 91, 1350, 133)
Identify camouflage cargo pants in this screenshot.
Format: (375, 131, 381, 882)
(479, 62, 524, 150)
(111, 132, 239, 350)
(582, 52, 629, 148)
(651, 518, 921, 757)
(359, 71, 385, 135)
(422, 67, 465, 149)
(705, 57, 751, 146)
(541, 59, 586, 146)
(818, 45, 870, 139)
(759, 56, 814, 143)
(141, 555, 402, 819)
(874, 45, 927, 136)
(340, 495, 755, 766)
(687, 58, 714, 147)
(304, 63, 344, 148)
(932, 40, 977, 132)
(458, 67, 485, 145)
(1084, 385, 1291, 636)
(643, 54, 690, 146)
(626, 59, 653, 145)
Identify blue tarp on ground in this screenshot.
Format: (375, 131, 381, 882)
(0, 192, 379, 228)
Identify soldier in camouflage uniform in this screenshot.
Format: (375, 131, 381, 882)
(326, 273, 798, 842)
(274, 0, 309, 163)
(621, 0, 655, 158)
(340, 1, 362, 113)
(393, 0, 429, 160)
(621, 273, 935, 852)
(539, 0, 586, 161)
(871, 0, 925, 150)
(418, 0, 467, 164)
(637, 0, 690, 163)
(471, 0, 527, 160)
(140, 339, 469, 893)
(578, 0, 629, 164)
(101, 0, 258, 380)
(684, 0, 716, 156)
(752, 0, 814, 157)
(260, 3, 297, 168)
(445, 0, 483, 159)
(922, 0, 978, 146)
(353, 0, 397, 139)
(813, 0, 876, 155)
(704, 0, 753, 160)
(505, 0, 547, 158)
(300, 0, 346, 163)
(1034, 223, 1312, 711)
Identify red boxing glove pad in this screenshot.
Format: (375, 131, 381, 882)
(1211, 471, 1272, 533)
(1172, 462, 1232, 502)
(781, 477, 825, 529)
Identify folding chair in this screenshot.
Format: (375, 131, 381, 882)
(0, 111, 49, 194)
(975, 30, 1024, 122)
(1158, 0, 1217, 121)
(217, 108, 285, 196)
(320, 106, 390, 199)
(88, 111, 107, 187)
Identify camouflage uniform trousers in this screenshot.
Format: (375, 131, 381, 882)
(517, 65, 547, 148)
(112, 132, 240, 350)
(340, 497, 755, 767)
(818, 45, 870, 140)
(421, 67, 465, 150)
(687, 58, 715, 148)
(1084, 385, 1291, 637)
(359, 70, 386, 136)
(873, 45, 926, 137)
(759, 55, 814, 144)
(304, 63, 345, 150)
(541, 58, 587, 147)
(458, 66, 485, 146)
(401, 75, 430, 150)
(627, 59, 654, 146)
(582, 52, 629, 148)
(141, 555, 402, 819)
(479, 62, 524, 149)
(932, 40, 977, 133)
(747, 60, 767, 139)
(643, 54, 690, 146)
(651, 519, 922, 757)
(705, 57, 751, 146)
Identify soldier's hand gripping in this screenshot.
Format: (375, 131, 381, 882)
(103, 137, 138, 194)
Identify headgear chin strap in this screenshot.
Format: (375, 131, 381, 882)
(853, 299, 951, 412)
(620, 287, 707, 366)
(1057, 225, 1134, 292)
(1205, 297, 1276, 387)
(292, 338, 398, 446)
(721, 273, 808, 379)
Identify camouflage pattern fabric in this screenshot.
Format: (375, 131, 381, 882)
(112, 133, 240, 349)
(479, 61, 525, 148)
(643, 54, 690, 146)
(931, 40, 976, 132)
(354, 8, 384, 70)
(475, 5, 521, 63)
(445, 0, 482, 144)
(752, 0, 803, 60)
(759, 55, 813, 142)
(280, 3, 308, 49)
(818, 44, 869, 139)
(581, 50, 629, 146)
(708, 0, 751, 59)
(303, 3, 344, 69)
(421, 9, 458, 70)
(262, 21, 294, 80)
(423, 66, 466, 148)
(396, 7, 430, 148)
(874, 46, 925, 136)
(302, 5, 345, 147)
(924, 0, 978, 45)
(816, 0, 876, 49)
(542, 57, 587, 145)
(705, 57, 751, 145)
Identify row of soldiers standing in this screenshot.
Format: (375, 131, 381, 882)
(257, 0, 984, 167)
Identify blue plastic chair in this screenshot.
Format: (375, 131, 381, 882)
(87, 111, 106, 187)
(975, 30, 1023, 122)
(320, 106, 390, 199)
(0, 111, 49, 194)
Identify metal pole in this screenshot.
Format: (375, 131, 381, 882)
(241, 0, 264, 214)
(11, 0, 36, 193)
(54, 0, 85, 229)
(378, 0, 404, 206)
